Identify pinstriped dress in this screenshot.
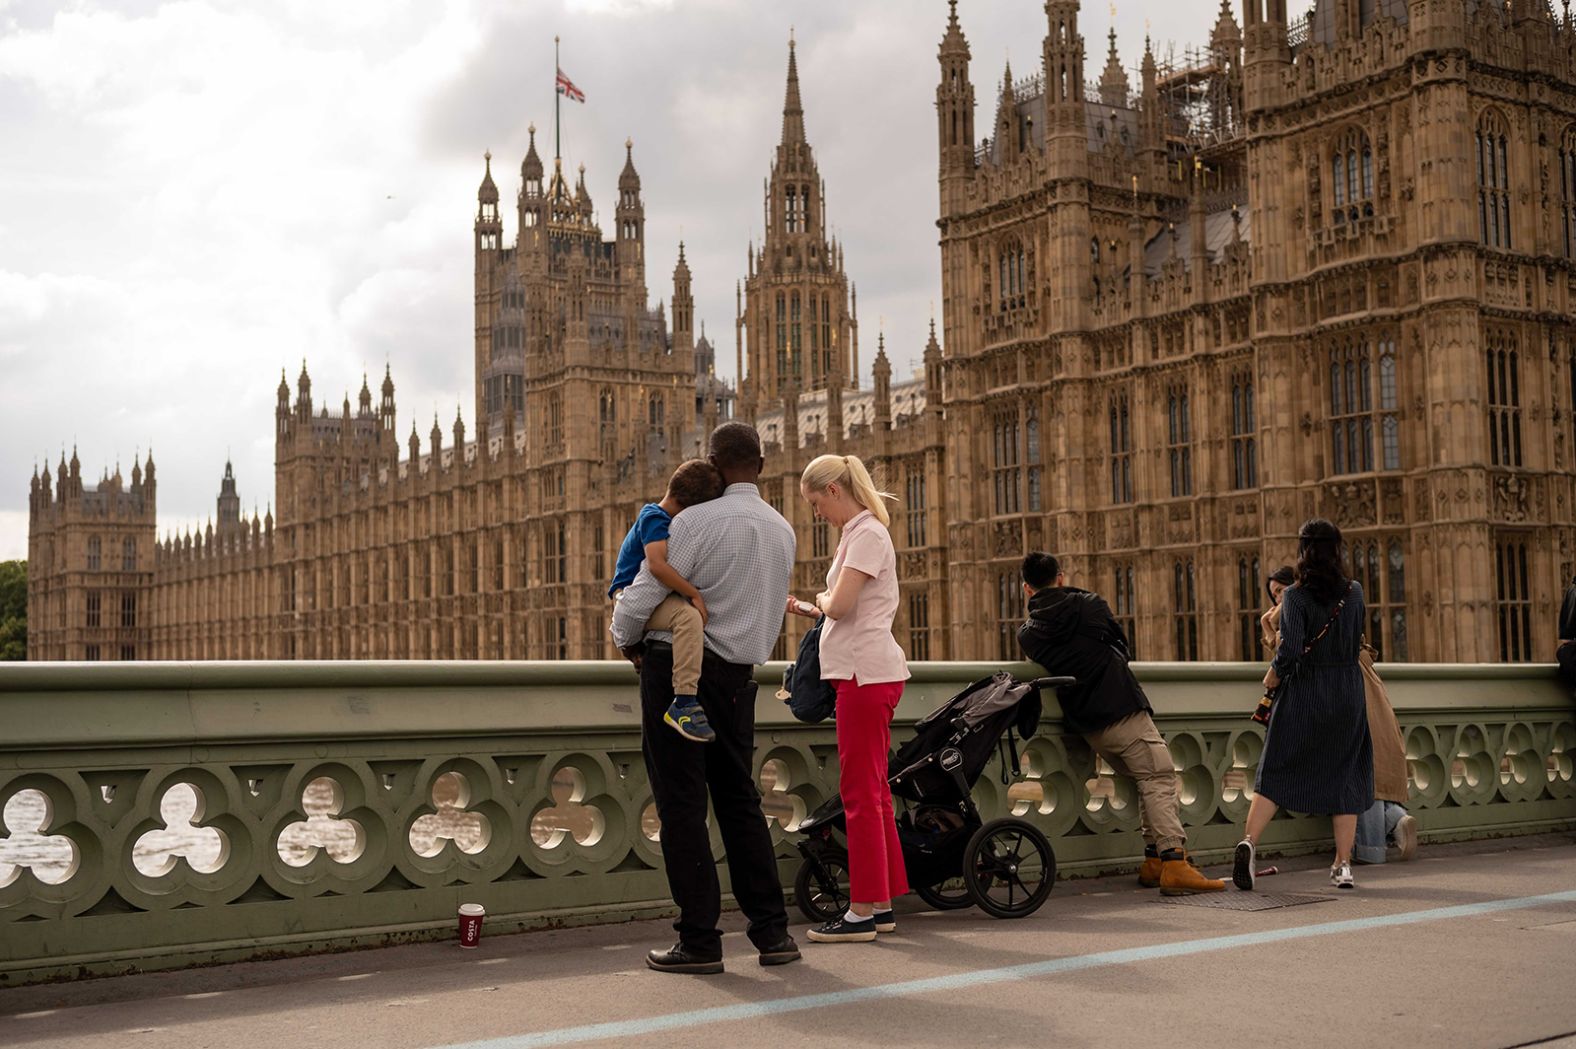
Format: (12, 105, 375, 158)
(1255, 581, 1374, 815)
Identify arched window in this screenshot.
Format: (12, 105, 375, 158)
(1025, 407, 1042, 512)
(1231, 370, 1258, 489)
(1477, 110, 1512, 249)
(998, 238, 1026, 312)
(1108, 393, 1133, 503)
(1331, 127, 1373, 224)
(1167, 385, 1193, 497)
(1559, 126, 1576, 259)
(775, 293, 787, 391)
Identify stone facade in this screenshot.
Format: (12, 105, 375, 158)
(936, 0, 1576, 664)
(27, 1, 1576, 665)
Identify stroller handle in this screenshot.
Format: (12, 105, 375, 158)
(1026, 675, 1076, 689)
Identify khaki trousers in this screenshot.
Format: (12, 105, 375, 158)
(643, 594, 704, 697)
(1083, 711, 1186, 851)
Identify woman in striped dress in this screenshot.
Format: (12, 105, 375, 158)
(1234, 519, 1373, 891)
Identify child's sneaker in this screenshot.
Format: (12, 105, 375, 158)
(663, 696, 715, 742)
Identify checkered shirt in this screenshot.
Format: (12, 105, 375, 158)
(610, 483, 796, 666)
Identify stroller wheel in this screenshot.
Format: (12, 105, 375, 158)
(793, 855, 851, 924)
(914, 876, 973, 911)
(962, 818, 1056, 919)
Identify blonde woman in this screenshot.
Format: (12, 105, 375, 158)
(788, 454, 910, 943)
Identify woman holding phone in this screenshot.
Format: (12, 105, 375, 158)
(787, 453, 909, 943)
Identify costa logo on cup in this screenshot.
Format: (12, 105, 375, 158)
(458, 903, 485, 948)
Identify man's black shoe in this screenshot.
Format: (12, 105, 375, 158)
(646, 943, 724, 975)
(757, 935, 801, 966)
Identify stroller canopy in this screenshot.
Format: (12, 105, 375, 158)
(889, 672, 1042, 804)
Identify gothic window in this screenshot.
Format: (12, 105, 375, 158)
(1495, 537, 1532, 661)
(1569, 343, 1576, 456)
(122, 537, 136, 571)
(785, 187, 799, 233)
(548, 394, 563, 446)
(790, 293, 802, 379)
(1378, 337, 1401, 471)
(908, 592, 931, 661)
(1167, 385, 1193, 497)
(1486, 329, 1523, 468)
(997, 572, 1023, 661)
(1329, 127, 1374, 226)
(121, 591, 136, 628)
(1026, 407, 1043, 512)
(1237, 554, 1262, 661)
(1560, 127, 1576, 259)
(775, 293, 787, 388)
(120, 645, 135, 662)
(997, 240, 1026, 312)
(84, 644, 99, 661)
(648, 393, 665, 434)
(992, 408, 1021, 515)
(87, 535, 101, 571)
(1173, 559, 1198, 661)
(1350, 537, 1409, 661)
(86, 591, 100, 628)
(1109, 393, 1133, 503)
(802, 185, 812, 230)
(1231, 371, 1258, 489)
(1328, 333, 1398, 475)
(1112, 563, 1136, 653)
(821, 297, 832, 378)
(1090, 238, 1101, 264)
(812, 520, 830, 560)
(1477, 110, 1512, 249)
(906, 471, 928, 548)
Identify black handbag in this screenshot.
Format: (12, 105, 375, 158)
(1251, 581, 1353, 725)
(777, 618, 837, 724)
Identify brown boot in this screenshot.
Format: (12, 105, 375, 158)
(1159, 848, 1226, 896)
(1137, 846, 1162, 888)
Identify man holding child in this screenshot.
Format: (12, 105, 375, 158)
(610, 422, 800, 974)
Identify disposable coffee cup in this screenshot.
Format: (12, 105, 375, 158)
(458, 903, 485, 948)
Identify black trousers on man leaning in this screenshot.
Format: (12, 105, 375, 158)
(639, 643, 789, 958)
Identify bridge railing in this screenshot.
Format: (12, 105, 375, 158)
(1, 660, 1571, 986)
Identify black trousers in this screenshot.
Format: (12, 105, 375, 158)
(639, 643, 789, 957)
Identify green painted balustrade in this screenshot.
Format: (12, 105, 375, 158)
(1, 660, 1572, 986)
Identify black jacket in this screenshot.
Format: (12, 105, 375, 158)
(1016, 587, 1151, 735)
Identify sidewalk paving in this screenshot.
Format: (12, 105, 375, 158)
(5, 835, 1575, 1049)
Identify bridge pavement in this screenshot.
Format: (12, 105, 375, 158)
(4, 836, 1574, 1049)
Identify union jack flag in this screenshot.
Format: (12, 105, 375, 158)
(556, 68, 585, 103)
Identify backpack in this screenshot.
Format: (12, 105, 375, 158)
(777, 618, 837, 723)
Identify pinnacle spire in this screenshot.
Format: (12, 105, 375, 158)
(781, 34, 806, 146)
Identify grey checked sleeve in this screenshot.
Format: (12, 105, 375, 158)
(609, 563, 669, 650)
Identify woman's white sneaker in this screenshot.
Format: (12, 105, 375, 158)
(1331, 861, 1355, 889)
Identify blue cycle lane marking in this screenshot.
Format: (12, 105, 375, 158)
(431, 889, 1576, 1049)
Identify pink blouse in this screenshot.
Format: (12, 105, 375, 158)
(818, 510, 910, 685)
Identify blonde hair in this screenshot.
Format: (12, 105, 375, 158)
(800, 454, 896, 528)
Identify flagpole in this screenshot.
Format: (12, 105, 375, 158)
(554, 35, 562, 165)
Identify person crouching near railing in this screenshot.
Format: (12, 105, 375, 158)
(788, 454, 910, 943)
(1016, 552, 1226, 895)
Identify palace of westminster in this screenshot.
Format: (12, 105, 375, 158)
(26, 0, 1576, 666)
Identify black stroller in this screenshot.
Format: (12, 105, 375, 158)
(792, 671, 1072, 922)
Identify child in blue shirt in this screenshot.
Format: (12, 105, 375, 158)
(609, 459, 725, 742)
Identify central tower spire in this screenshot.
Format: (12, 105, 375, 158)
(782, 30, 806, 146)
(739, 33, 860, 423)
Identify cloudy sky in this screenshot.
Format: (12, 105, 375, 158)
(0, 0, 1227, 559)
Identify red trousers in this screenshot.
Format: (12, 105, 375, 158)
(834, 677, 909, 904)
